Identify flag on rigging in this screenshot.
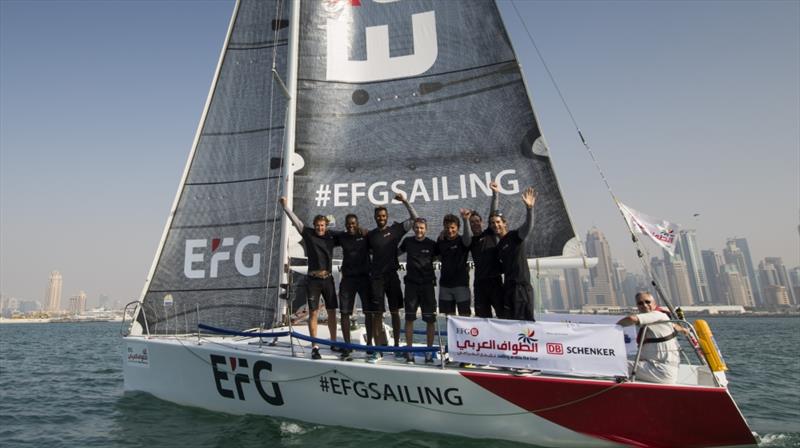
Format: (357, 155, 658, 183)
(618, 202, 680, 256)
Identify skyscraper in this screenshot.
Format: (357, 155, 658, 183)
(723, 240, 755, 306)
(665, 253, 695, 306)
(611, 260, 628, 305)
(763, 285, 790, 307)
(45, 271, 63, 312)
(650, 256, 673, 300)
(676, 230, 709, 304)
(68, 290, 87, 315)
(701, 250, 726, 304)
(721, 264, 753, 307)
(789, 267, 800, 304)
(764, 257, 796, 305)
(731, 238, 763, 306)
(563, 268, 586, 310)
(585, 228, 618, 306)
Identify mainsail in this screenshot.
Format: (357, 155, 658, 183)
(135, 0, 291, 334)
(292, 0, 576, 258)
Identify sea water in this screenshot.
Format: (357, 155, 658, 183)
(1, 317, 798, 447)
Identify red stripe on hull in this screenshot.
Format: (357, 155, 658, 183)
(461, 372, 755, 448)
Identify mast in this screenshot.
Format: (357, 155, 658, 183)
(276, 0, 302, 320)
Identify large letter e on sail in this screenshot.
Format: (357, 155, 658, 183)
(326, 10, 437, 82)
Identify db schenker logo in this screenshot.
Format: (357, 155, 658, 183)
(546, 342, 564, 355)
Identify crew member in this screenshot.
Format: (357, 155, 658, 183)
(436, 210, 473, 316)
(279, 196, 338, 360)
(470, 187, 503, 318)
(399, 218, 437, 363)
(488, 182, 537, 320)
(366, 193, 418, 363)
(334, 214, 371, 362)
(617, 292, 681, 384)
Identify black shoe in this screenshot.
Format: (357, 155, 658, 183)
(311, 347, 322, 360)
(340, 349, 353, 362)
(330, 345, 342, 353)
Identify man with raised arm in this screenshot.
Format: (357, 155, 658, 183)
(488, 183, 537, 321)
(366, 193, 418, 363)
(435, 210, 473, 317)
(470, 186, 503, 318)
(279, 196, 338, 360)
(334, 214, 371, 361)
(399, 217, 437, 364)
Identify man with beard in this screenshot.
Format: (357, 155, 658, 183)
(488, 186, 537, 321)
(366, 193, 418, 363)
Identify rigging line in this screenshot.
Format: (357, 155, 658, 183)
(262, 0, 287, 329)
(509, 0, 676, 309)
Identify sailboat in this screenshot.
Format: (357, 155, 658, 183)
(123, 1, 757, 446)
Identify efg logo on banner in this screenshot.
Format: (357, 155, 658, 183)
(447, 316, 628, 377)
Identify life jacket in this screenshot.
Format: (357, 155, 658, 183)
(637, 307, 678, 344)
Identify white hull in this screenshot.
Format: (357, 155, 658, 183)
(123, 328, 756, 448)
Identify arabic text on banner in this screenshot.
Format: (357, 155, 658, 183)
(447, 316, 628, 377)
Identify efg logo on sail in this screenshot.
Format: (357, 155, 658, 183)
(183, 236, 261, 279)
(325, 1, 438, 83)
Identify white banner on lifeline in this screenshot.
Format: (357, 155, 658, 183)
(538, 312, 638, 356)
(447, 316, 628, 377)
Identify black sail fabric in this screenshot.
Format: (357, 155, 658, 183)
(137, 0, 290, 334)
(293, 0, 575, 259)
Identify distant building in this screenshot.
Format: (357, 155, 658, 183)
(611, 260, 628, 306)
(676, 230, 709, 304)
(730, 238, 762, 306)
(549, 274, 568, 311)
(763, 285, 790, 307)
(723, 241, 755, 306)
(19, 300, 41, 313)
(701, 250, 727, 305)
(789, 267, 800, 305)
(45, 271, 63, 312)
(764, 257, 796, 305)
(585, 228, 618, 306)
(665, 252, 695, 306)
(720, 264, 753, 307)
(563, 268, 586, 310)
(68, 291, 87, 315)
(650, 256, 673, 300)
(621, 272, 650, 305)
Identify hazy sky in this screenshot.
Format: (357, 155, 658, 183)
(1, 0, 798, 306)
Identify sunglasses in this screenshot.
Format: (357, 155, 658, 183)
(636, 300, 652, 306)
(414, 218, 427, 223)
(489, 210, 505, 218)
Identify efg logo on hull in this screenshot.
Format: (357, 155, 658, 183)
(184, 236, 261, 279)
(210, 354, 284, 406)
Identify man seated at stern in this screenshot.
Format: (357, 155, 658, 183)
(616, 292, 681, 384)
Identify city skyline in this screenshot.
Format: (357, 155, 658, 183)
(1, 1, 798, 303)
